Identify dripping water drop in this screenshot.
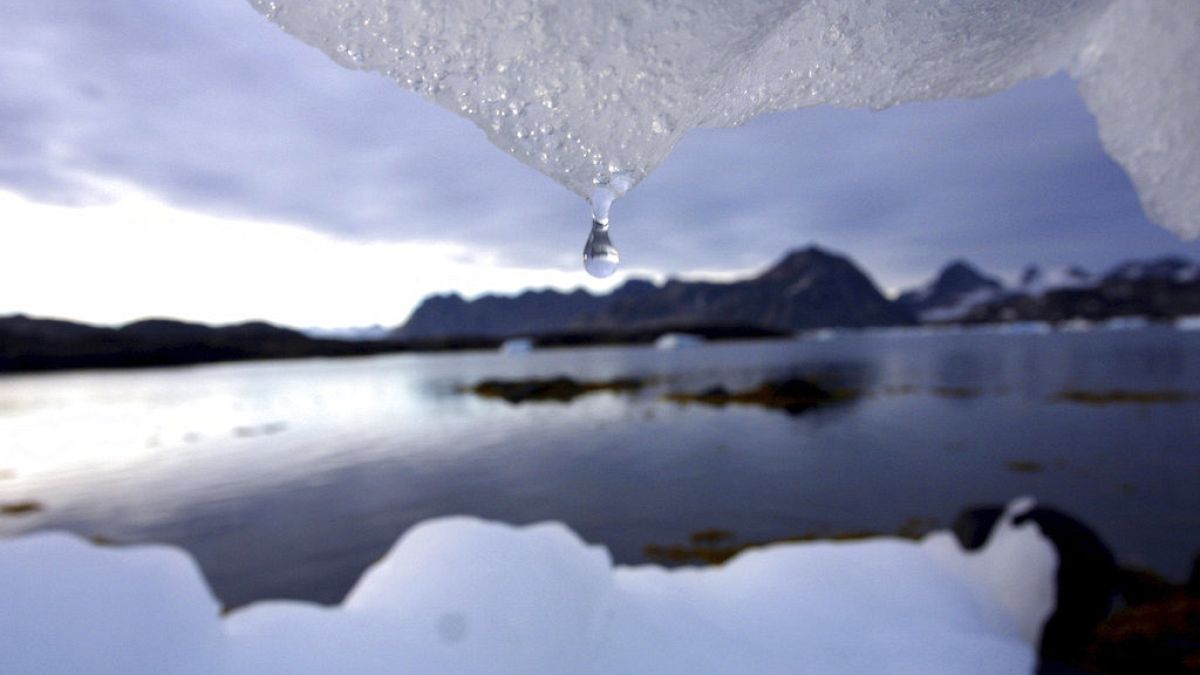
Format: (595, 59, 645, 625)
(582, 171, 634, 278)
(583, 219, 619, 278)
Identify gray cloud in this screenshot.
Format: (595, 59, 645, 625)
(2, 0, 1196, 293)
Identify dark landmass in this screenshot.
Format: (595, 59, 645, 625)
(0, 315, 783, 375)
(397, 246, 914, 340)
(469, 376, 647, 403)
(0, 315, 403, 374)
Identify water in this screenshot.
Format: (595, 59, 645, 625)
(582, 173, 632, 277)
(2, 328, 1199, 608)
(582, 219, 619, 278)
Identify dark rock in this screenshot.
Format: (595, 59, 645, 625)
(470, 377, 645, 404)
(1013, 507, 1119, 666)
(952, 503, 1119, 670)
(951, 506, 1005, 551)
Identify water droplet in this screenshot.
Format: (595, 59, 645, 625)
(583, 219, 619, 278)
(581, 171, 636, 278)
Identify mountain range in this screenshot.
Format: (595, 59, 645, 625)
(3, 247, 1198, 374)
(397, 248, 1200, 339)
(398, 247, 913, 339)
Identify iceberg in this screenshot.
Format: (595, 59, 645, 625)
(248, 0, 1199, 238)
(1, 499, 1056, 673)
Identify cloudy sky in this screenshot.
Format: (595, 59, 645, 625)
(2, 0, 1196, 328)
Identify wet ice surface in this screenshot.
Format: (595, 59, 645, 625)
(249, 0, 1199, 236)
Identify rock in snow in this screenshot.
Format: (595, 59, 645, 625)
(0, 499, 1061, 673)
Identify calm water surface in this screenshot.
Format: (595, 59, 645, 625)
(1, 328, 1198, 607)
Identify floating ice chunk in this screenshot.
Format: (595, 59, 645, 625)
(248, 0, 1199, 237)
(1, 502, 1057, 674)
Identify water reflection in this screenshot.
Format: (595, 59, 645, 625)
(2, 329, 1199, 607)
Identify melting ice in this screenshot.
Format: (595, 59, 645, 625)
(249, 0, 1199, 242)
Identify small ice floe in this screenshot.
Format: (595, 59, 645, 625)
(1057, 318, 1093, 333)
(0, 497, 1076, 674)
(992, 321, 1053, 335)
(1174, 315, 1200, 331)
(498, 338, 534, 355)
(1101, 316, 1149, 331)
(804, 328, 839, 342)
(653, 333, 704, 349)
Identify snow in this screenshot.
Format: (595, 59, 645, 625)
(249, 0, 1200, 238)
(1018, 266, 1096, 296)
(1, 499, 1056, 673)
(919, 287, 1004, 323)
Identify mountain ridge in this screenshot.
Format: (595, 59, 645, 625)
(396, 246, 914, 340)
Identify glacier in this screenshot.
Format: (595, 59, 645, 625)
(0, 499, 1055, 674)
(247, 0, 1199, 238)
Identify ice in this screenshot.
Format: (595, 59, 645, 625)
(1, 499, 1055, 673)
(247, 0, 1199, 238)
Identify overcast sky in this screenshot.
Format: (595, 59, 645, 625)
(2, 0, 1197, 328)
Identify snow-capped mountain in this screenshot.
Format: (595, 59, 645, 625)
(1016, 265, 1095, 295)
(896, 260, 1005, 322)
(1103, 257, 1200, 284)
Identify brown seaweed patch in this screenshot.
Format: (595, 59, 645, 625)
(1, 500, 43, 516)
(468, 376, 646, 403)
(1083, 573, 1200, 674)
(1053, 389, 1194, 405)
(644, 519, 935, 567)
(663, 378, 855, 415)
(1006, 460, 1046, 474)
(931, 386, 984, 399)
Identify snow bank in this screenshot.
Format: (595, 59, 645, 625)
(0, 499, 1056, 673)
(248, 0, 1199, 237)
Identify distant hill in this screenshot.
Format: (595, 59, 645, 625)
(396, 246, 914, 339)
(399, 289, 604, 340)
(896, 260, 1004, 322)
(0, 316, 400, 374)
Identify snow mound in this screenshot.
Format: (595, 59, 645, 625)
(248, 0, 1199, 237)
(1, 500, 1055, 673)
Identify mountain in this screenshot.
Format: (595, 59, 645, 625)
(398, 289, 603, 339)
(896, 260, 1004, 322)
(1016, 265, 1095, 296)
(1102, 257, 1200, 284)
(395, 246, 914, 339)
(582, 247, 911, 331)
(960, 256, 1200, 323)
